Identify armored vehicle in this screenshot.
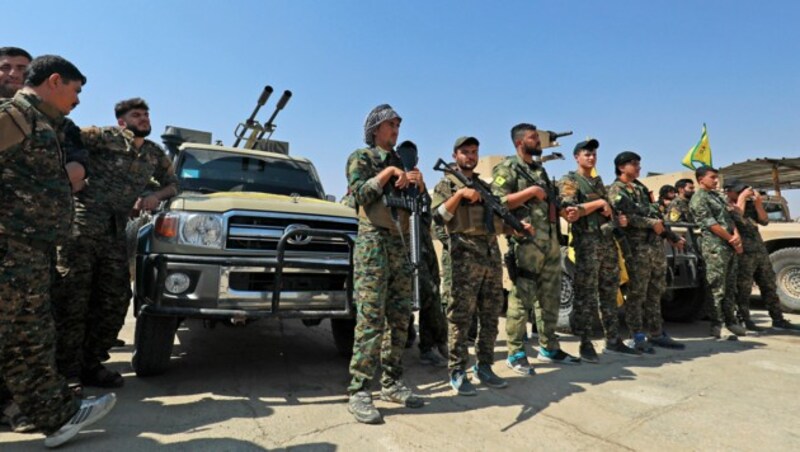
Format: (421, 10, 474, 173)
(131, 87, 358, 376)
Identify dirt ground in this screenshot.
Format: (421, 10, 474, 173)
(2, 308, 800, 451)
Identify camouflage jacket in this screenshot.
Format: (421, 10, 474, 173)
(557, 171, 610, 235)
(345, 145, 405, 233)
(0, 91, 73, 245)
(491, 154, 556, 244)
(75, 126, 177, 237)
(666, 196, 693, 223)
(730, 201, 767, 252)
(431, 173, 500, 255)
(607, 178, 661, 244)
(689, 188, 735, 247)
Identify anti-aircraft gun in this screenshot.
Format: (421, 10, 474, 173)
(232, 85, 293, 154)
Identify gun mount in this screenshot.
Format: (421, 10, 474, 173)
(232, 85, 293, 153)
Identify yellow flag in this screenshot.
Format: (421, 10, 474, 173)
(682, 124, 712, 170)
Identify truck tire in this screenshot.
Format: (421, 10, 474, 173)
(771, 247, 800, 312)
(330, 318, 356, 358)
(661, 287, 704, 322)
(132, 313, 178, 377)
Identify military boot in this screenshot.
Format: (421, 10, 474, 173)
(348, 391, 382, 424)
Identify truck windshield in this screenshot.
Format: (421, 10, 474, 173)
(177, 148, 325, 198)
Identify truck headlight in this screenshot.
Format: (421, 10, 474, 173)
(180, 214, 223, 248)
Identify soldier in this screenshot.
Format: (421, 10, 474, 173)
(558, 139, 640, 362)
(345, 104, 424, 424)
(667, 178, 695, 223)
(0, 47, 31, 98)
(688, 167, 747, 338)
(492, 123, 580, 374)
(52, 98, 178, 390)
(608, 152, 686, 352)
(724, 181, 800, 332)
(411, 211, 449, 367)
(432, 136, 523, 394)
(657, 184, 676, 216)
(0, 54, 116, 448)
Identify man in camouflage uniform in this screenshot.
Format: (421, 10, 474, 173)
(724, 181, 800, 332)
(558, 139, 640, 362)
(52, 98, 178, 389)
(410, 212, 449, 366)
(345, 104, 424, 424)
(432, 136, 518, 395)
(688, 167, 747, 338)
(608, 152, 686, 352)
(667, 178, 695, 223)
(492, 123, 580, 374)
(0, 54, 116, 447)
(657, 184, 676, 216)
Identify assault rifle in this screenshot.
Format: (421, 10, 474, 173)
(432, 158, 530, 235)
(614, 195, 682, 244)
(382, 141, 423, 310)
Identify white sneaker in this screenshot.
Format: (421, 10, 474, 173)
(44, 393, 117, 448)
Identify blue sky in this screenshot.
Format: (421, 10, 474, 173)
(6, 1, 800, 212)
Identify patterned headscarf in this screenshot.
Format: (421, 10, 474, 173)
(363, 104, 401, 146)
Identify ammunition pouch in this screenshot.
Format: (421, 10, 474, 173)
(448, 203, 504, 235)
(358, 197, 409, 234)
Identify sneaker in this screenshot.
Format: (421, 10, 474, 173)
(579, 341, 599, 364)
(44, 393, 117, 448)
(726, 323, 747, 337)
(450, 370, 478, 396)
(436, 343, 449, 359)
(603, 339, 642, 356)
(506, 351, 535, 376)
(1, 401, 36, 433)
(380, 381, 424, 408)
(471, 364, 508, 389)
(772, 319, 800, 332)
(626, 333, 655, 354)
(538, 348, 581, 365)
(80, 364, 124, 388)
(648, 333, 686, 350)
(347, 391, 382, 424)
(744, 320, 765, 332)
(710, 325, 738, 341)
(420, 349, 448, 367)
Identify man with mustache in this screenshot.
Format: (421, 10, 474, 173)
(667, 178, 695, 223)
(52, 98, 177, 390)
(492, 123, 581, 375)
(0, 54, 116, 448)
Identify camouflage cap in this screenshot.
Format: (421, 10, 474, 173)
(614, 151, 641, 167)
(363, 104, 401, 146)
(573, 138, 599, 155)
(453, 136, 479, 151)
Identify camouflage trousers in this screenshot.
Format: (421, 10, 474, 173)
(0, 236, 79, 434)
(572, 233, 621, 342)
(624, 239, 666, 336)
(736, 246, 783, 322)
(52, 232, 131, 376)
(417, 237, 447, 353)
(347, 230, 412, 394)
(446, 236, 503, 372)
(699, 237, 738, 326)
(507, 228, 562, 355)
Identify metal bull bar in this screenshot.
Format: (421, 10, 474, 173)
(141, 228, 355, 319)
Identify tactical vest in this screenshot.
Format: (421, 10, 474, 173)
(356, 147, 410, 233)
(570, 172, 605, 233)
(443, 174, 503, 235)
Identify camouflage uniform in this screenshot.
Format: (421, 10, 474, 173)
(346, 145, 413, 394)
(432, 173, 504, 372)
(0, 91, 79, 433)
(608, 179, 667, 337)
(667, 196, 693, 223)
(731, 203, 784, 322)
(432, 222, 452, 309)
(558, 172, 621, 342)
(417, 218, 447, 353)
(52, 126, 177, 376)
(689, 188, 739, 326)
(492, 155, 562, 355)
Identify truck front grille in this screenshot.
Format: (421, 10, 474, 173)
(225, 213, 357, 253)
